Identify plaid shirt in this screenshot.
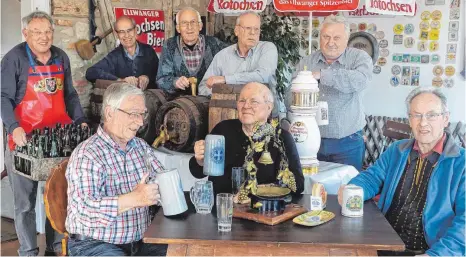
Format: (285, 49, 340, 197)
(65, 126, 164, 244)
(180, 35, 204, 72)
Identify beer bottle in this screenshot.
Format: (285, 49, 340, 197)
(37, 136, 44, 159)
(43, 127, 50, 158)
(50, 133, 59, 158)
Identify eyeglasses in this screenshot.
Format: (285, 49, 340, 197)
(237, 99, 268, 108)
(179, 20, 199, 28)
(237, 25, 260, 34)
(117, 108, 149, 121)
(29, 29, 54, 37)
(116, 27, 135, 35)
(408, 112, 445, 121)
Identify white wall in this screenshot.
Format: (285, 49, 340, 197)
(344, 3, 465, 122)
(1, 0, 22, 57)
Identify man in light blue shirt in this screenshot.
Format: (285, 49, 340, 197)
(198, 11, 279, 116)
(289, 15, 372, 171)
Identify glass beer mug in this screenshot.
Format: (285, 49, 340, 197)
(190, 180, 214, 214)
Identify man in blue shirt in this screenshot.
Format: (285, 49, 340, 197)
(86, 16, 159, 90)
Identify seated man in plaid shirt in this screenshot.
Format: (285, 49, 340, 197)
(65, 83, 167, 256)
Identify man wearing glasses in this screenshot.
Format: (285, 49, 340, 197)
(86, 16, 159, 90)
(338, 87, 465, 256)
(66, 83, 167, 256)
(198, 11, 280, 117)
(157, 7, 228, 96)
(1, 11, 87, 256)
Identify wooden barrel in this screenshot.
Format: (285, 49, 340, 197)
(155, 96, 210, 152)
(137, 89, 168, 144)
(208, 84, 245, 132)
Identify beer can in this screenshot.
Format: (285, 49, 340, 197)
(341, 184, 364, 217)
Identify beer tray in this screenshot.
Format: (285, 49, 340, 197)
(292, 210, 335, 227)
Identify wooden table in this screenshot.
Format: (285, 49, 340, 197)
(144, 194, 405, 256)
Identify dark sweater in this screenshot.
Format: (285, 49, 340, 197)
(85, 42, 159, 89)
(156, 35, 228, 96)
(189, 119, 304, 196)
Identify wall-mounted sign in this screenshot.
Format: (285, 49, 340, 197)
(274, 0, 359, 12)
(343, 3, 394, 17)
(366, 0, 416, 16)
(114, 7, 165, 53)
(207, 0, 267, 13)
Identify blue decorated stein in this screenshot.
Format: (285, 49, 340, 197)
(203, 134, 225, 176)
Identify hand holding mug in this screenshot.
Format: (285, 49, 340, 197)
(133, 173, 161, 207)
(194, 140, 205, 166)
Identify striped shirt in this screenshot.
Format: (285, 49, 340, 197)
(65, 126, 164, 244)
(295, 48, 373, 139)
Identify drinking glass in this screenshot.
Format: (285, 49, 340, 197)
(231, 167, 246, 194)
(216, 193, 233, 232)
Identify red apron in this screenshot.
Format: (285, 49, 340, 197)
(8, 44, 72, 150)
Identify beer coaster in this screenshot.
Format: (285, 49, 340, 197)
(432, 65, 444, 76)
(446, 53, 456, 64)
(393, 35, 403, 45)
(421, 55, 429, 63)
(430, 20, 441, 29)
(431, 10, 442, 20)
(392, 53, 402, 62)
(380, 48, 389, 57)
(404, 24, 414, 34)
(404, 37, 415, 48)
(448, 32, 458, 42)
(312, 19, 320, 28)
(444, 66, 455, 76)
(312, 29, 319, 38)
(350, 23, 357, 33)
(379, 39, 388, 48)
(367, 23, 377, 33)
(449, 8, 460, 20)
(358, 22, 367, 31)
(444, 78, 454, 88)
(432, 76, 443, 87)
(375, 31, 385, 40)
(402, 54, 410, 63)
(430, 54, 440, 64)
(419, 31, 428, 41)
(293, 211, 335, 227)
(428, 29, 440, 40)
(390, 76, 400, 87)
(429, 41, 439, 52)
(419, 21, 430, 31)
(418, 41, 428, 52)
(373, 65, 382, 74)
(421, 11, 431, 20)
(447, 44, 457, 53)
(393, 24, 404, 35)
(311, 40, 319, 52)
(391, 65, 401, 75)
(377, 57, 387, 66)
(410, 54, 421, 63)
(449, 21, 459, 31)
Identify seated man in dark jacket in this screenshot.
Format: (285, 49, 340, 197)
(189, 82, 304, 198)
(157, 7, 228, 96)
(86, 16, 159, 90)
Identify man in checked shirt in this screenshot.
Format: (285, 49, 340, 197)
(65, 83, 167, 256)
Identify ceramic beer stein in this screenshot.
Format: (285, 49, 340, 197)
(155, 168, 188, 216)
(203, 135, 225, 176)
(341, 184, 364, 217)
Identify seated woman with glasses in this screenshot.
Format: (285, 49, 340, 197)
(189, 82, 304, 200)
(85, 16, 159, 90)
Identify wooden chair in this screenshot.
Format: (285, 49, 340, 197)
(44, 160, 69, 256)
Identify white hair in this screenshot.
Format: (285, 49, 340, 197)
(113, 16, 137, 31)
(405, 87, 449, 115)
(175, 7, 202, 24)
(22, 11, 54, 29)
(321, 14, 350, 38)
(101, 83, 145, 122)
(236, 11, 261, 25)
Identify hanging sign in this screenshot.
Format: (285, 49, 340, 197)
(343, 3, 394, 17)
(274, 0, 359, 12)
(366, 0, 416, 16)
(208, 0, 267, 13)
(114, 7, 165, 53)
